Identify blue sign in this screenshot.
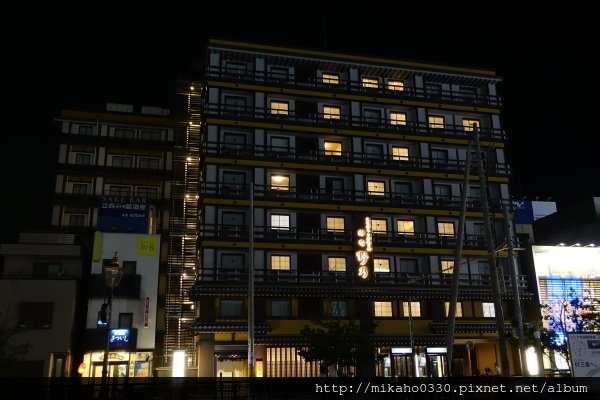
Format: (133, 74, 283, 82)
(109, 328, 131, 350)
(97, 195, 148, 233)
(513, 201, 534, 224)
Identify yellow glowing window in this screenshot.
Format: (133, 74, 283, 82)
(270, 175, 290, 190)
(437, 222, 455, 237)
(445, 302, 463, 317)
(463, 119, 480, 132)
(483, 302, 495, 318)
(270, 101, 289, 115)
(402, 301, 421, 317)
(328, 257, 346, 272)
(371, 219, 387, 234)
(374, 301, 393, 317)
(367, 181, 385, 196)
(326, 217, 345, 232)
(323, 106, 341, 120)
(361, 77, 379, 88)
(428, 115, 445, 129)
(322, 73, 340, 84)
(392, 146, 409, 161)
(324, 141, 342, 156)
(389, 112, 407, 125)
(271, 255, 291, 270)
(387, 80, 405, 91)
(441, 259, 454, 274)
(374, 258, 390, 273)
(397, 220, 415, 235)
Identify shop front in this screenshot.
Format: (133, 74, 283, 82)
(79, 351, 153, 378)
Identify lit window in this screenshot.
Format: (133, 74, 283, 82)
(441, 259, 454, 274)
(270, 175, 290, 191)
(445, 302, 463, 317)
(330, 300, 348, 316)
(324, 141, 342, 156)
(392, 146, 409, 161)
(328, 257, 346, 272)
(428, 115, 445, 129)
(374, 258, 390, 273)
(321, 73, 340, 84)
(271, 255, 291, 271)
(323, 106, 341, 120)
(326, 217, 345, 232)
(270, 101, 289, 115)
(438, 222, 455, 237)
(374, 301, 393, 317)
(463, 119, 480, 132)
(367, 181, 385, 196)
(271, 214, 290, 231)
(483, 302, 495, 318)
(402, 302, 421, 317)
(387, 80, 404, 91)
(397, 220, 415, 235)
(361, 77, 379, 88)
(389, 112, 407, 125)
(371, 219, 387, 234)
(271, 300, 291, 317)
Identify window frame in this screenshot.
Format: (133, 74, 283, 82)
(321, 72, 340, 85)
(374, 301, 393, 317)
(323, 105, 341, 120)
(327, 257, 347, 272)
(270, 254, 291, 271)
(270, 214, 291, 231)
(367, 180, 386, 196)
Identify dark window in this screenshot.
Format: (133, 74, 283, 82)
(79, 125, 94, 135)
(122, 261, 136, 275)
(221, 253, 245, 269)
(18, 302, 53, 329)
(394, 182, 412, 196)
(137, 187, 159, 198)
(271, 300, 291, 317)
(112, 156, 133, 168)
(139, 158, 160, 169)
(118, 313, 133, 329)
(270, 136, 289, 152)
(431, 149, 449, 167)
(434, 184, 452, 203)
(399, 258, 418, 274)
(473, 223, 485, 236)
(74, 153, 92, 165)
(270, 66, 290, 80)
(223, 133, 246, 149)
(220, 299, 243, 317)
(109, 186, 131, 196)
(114, 128, 136, 139)
(325, 178, 344, 194)
(426, 83, 443, 97)
(224, 96, 248, 112)
(329, 300, 348, 317)
(365, 144, 384, 160)
(140, 130, 162, 141)
(363, 109, 382, 125)
(72, 183, 88, 195)
(222, 211, 245, 226)
(32, 263, 62, 277)
(222, 171, 246, 187)
(68, 214, 85, 227)
(225, 62, 247, 75)
(459, 86, 478, 101)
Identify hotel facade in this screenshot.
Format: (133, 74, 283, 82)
(185, 40, 529, 377)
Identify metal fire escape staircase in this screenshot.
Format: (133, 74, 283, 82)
(164, 81, 203, 365)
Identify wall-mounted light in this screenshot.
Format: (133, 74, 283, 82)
(525, 346, 540, 376)
(190, 86, 195, 91)
(172, 350, 186, 377)
(186, 157, 192, 162)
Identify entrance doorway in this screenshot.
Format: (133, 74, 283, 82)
(216, 357, 247, 377)
(92, 362, 129, 378)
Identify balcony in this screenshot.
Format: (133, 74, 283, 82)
(199, 182, 510, 212)
(89, 274, 141, 299)
(202, 141, 510, 175)
(206, 66, 502, 107)
(205, 104, 505, 141)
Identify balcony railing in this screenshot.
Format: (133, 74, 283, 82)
(199, 182, 510, 211)
(206, 66, 502, 107)
(205, 104, 506, 140)
(202, 141, 510, 175)
(194, 269, 527, 290)
(200, 224, 487, 248)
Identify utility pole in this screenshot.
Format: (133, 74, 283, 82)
(248, 180, 255, 377)
(503, 204, 526, 372)
(445, 139, 472, 375)
(474, 131, 510, 376)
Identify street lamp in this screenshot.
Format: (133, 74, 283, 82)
(101, 252, 124, 386)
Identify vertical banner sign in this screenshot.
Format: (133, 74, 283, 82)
(143, 297, 150, 328)
(354, 216, 374, 283)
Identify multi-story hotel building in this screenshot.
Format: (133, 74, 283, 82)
(187, 40, 531, 377)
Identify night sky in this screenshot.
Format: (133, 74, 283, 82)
(2, 12, 598, 241)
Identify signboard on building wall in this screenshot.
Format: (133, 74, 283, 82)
(97, 195, 148, 233)
(354, 215, 374, 283)
(137, 236, 158, 256)
(567, 333, 600, 377)
(143, 297, 150, 328)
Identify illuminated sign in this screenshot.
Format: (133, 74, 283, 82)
(354, 216, 373, 282)
(97, 195, 148, 233)
(109, 329, 131, 350)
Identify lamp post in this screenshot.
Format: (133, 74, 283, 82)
(101, 252, 124, 394)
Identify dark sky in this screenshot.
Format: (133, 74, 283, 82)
(2, 12, 598, 241)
